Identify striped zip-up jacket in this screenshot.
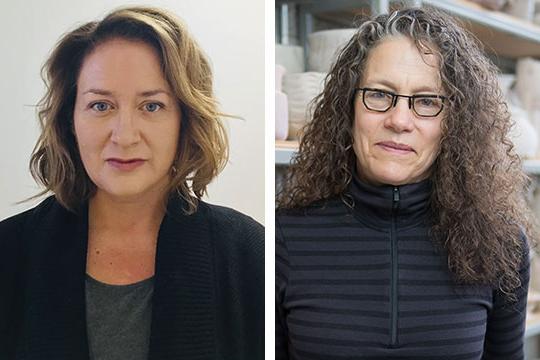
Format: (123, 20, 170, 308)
(276, 177, 529, 359)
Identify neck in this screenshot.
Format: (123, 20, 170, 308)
(88, 189, 168, 241)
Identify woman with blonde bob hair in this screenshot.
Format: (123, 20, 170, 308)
(277, 7, 536, 359)
(0, 6, 263, 359)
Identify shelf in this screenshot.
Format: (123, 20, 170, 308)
(526, 312, 540, 338)
(279, 0, 540, 59)
(423, 0, 540, 59)
(276, 140, 299, 165)
(276, 141, 540, 175)
(523, 159, 540, 174)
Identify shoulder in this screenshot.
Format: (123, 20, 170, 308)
(200, 201, 264, 236)
(0, 196, 58, 242)
(198, 201, 264, 259)
(0, 196, 77, 263)
(199, 201, 264, 296)
(0, 196, 60, 297)
(276, 196, 346, 239)
(276, 196, 345, 218)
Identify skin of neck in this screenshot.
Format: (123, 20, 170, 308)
(88, 185, 169, 243)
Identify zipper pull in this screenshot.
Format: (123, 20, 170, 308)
(393, 187, 400, 210)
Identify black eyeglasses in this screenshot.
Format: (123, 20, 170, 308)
(355, 87, 447, 117)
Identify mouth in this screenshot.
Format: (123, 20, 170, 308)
(376, 141, 415, 154)
(106, 158, 147, 171)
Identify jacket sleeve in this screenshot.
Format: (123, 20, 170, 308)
(276, 217, 290, 360)
(482, 234, 530, 360)
(0, 211, 27, 357)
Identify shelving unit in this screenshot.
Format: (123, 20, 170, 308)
(423, 0, 540, 58)
(275, 140, 298, 165)
(277, 0, 540, 57)
(527, 312, 540, 338)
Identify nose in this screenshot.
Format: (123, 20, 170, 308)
(384, 97, 414, 133)
(110, 109, 141, 146)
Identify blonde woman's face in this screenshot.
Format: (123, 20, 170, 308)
(74, 38, 181, 201)
(353, 36, 444, 186)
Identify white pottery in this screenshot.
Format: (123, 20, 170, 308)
(275, 65, 289, 140)
(514, 58, 540, 156)
(515, 57, 540, 111)
(497, 73, 515, 97)
(276, 44, 305, 74)
(468, 0, 507, 10)
(276, 64, 285, 92)
(307, 29, 355, 73)
(507, 103, 538, 158)
(282, 72, 326, 140)
(276, 92, 289, 141)
(505, 0, 534, 21)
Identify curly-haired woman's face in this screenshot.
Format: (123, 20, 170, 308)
(74, 38, 181, 201)
(353, 36, 443, 186)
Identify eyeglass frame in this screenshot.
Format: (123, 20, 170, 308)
(354, 87, 447, 117)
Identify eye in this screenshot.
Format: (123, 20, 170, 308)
(367, 90, 389, 99)
(90, 102, 112, 112)
(143, 102, 163, 112)
(417, 97, 440, 107)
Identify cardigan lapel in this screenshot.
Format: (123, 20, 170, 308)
(148, 198, 217, 359)
(19, 199, 89, 359)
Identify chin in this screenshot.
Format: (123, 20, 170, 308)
(95, 179, 154, 200)
(92, 170, 171, 200)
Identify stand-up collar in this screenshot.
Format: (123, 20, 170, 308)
(347, 174, 432, 227)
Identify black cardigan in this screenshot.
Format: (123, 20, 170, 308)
(0, 195, 264, 359)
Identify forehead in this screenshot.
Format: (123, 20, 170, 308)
(362, 36, 442, 91)
(77, 38, 170, 92)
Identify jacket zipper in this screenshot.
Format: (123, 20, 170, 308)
(390, 186, 400, 347)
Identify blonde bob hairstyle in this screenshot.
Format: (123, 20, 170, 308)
(30, 6, 228, 214)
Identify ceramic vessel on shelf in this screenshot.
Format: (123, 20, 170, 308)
(275, 64, 289, 141)
(282, 72, 326, 140)
(515, 58, 540, 156)
(468, 0, 507, 10)
(276, 44, 304, 74)
(508, 103, 538, 158)
(505, 0, 534, 21)
(307, 29, 355, 73)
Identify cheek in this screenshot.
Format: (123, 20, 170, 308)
(73, 118, 105, 164)
(353, 113, 377, 150)
(419, 122, 443, 162)
(153, 122, 180, 165)
(73, 119, 91, 158)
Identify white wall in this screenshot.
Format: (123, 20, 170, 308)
(0, 0, 265, 223)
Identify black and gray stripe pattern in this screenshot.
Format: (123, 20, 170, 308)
(276, 177, 529, 359)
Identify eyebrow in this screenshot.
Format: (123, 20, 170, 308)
(364, 79, 441, 94)
(82, 88, 171, 97)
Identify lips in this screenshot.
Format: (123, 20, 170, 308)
(106, 158, 146, 171)
(376, 141, 415, 154)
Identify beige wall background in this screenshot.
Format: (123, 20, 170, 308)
(0, 0, 265, 223)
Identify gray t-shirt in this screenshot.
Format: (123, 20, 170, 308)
(85, 274, 154, 360)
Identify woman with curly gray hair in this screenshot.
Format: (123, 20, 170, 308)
(277, 7, 536, 359)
